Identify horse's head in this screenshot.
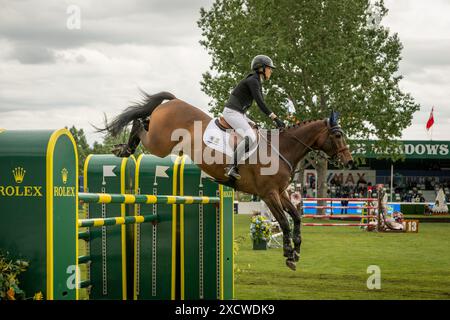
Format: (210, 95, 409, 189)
(315, 111, 354, 169)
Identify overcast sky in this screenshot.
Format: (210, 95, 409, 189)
(1, 0, 449, 146)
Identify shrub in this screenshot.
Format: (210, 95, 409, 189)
(0, 252, 29, 300)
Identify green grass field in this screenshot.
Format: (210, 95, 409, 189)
(233, 214, 450, 300)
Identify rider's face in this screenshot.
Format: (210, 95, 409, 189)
(265, 67, 273, 80)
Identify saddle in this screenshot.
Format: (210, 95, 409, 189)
(215, 116, 257, 131)
(215, 116, 233, 130)
(214, 117, 258, 149)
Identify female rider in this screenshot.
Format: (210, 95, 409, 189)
(223, 54, 285, 180)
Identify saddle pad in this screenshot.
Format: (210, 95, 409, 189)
(203, 118, 258, 160)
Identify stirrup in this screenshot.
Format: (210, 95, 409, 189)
(225, 166, 241, 180)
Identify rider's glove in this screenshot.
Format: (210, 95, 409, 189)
(274, 117, 285, 129)
(269, 113, 285, 128)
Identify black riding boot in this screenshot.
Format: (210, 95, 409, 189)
(225, 159, 241, 180)
(225, 136, 251, 180)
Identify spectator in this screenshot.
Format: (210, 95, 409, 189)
(341, 191, 349, 214)
(403, 190, 413, 202)
(367, 182, 373, 197)
(330, 176, 337, 186)
(417, 191, 426, 203)
(343, 182, 351, 194)
(424, 204, 432, 215)
(356, 176, 367, 190)
(309, 175, 316, 189)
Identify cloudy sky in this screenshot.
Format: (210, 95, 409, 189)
(1, 0, 449, 146)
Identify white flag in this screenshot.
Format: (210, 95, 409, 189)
(103, 165, 116, 177)
(155, 166, 170, 178)
(102, 165, 116, 185)
(200, 170, 213, 188)
(201, 170, 213, 179)
(154, 165, 170, 186)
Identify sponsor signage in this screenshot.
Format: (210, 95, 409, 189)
(352, 140, 450, 159)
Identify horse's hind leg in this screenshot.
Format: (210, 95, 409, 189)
(112, 119, 147, 157)
(280, 191, 302, 262)
(262, 191, 296, 271)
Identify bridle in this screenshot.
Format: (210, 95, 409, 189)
(257, 118, 351, 177)
(327, 124, 350, 160)
(284, 119, 349, 169)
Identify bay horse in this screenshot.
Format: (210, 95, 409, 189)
(99, 91, 353, 270)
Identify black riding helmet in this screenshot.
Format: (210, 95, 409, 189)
(251, 55, 276, 71)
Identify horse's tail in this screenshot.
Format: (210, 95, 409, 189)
(97, 91, 176, 136)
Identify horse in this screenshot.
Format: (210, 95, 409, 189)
(98, 91, 354, 270)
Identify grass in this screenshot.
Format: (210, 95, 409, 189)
(233, 214, 450, 300)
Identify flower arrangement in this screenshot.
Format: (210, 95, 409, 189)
(0, 251, 29, 300)
(249, 214, 272, 243)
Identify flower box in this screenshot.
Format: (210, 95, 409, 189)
(252, 239, 267, 250)
(250, 214, 271, 250)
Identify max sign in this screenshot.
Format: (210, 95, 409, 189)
(304, 170, 376, 187)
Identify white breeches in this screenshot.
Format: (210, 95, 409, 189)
(222, 107, 257, 143)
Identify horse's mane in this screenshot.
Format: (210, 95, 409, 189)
(285, 119, 324, 131)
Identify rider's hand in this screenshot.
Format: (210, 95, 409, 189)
(269, 113, 285, 128)
(274, 117, 285, 129)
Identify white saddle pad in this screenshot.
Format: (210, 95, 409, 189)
(203, 118, 258, 160)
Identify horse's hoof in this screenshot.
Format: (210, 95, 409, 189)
(112, 144, 132, 158)
(286, 259, 297, 271)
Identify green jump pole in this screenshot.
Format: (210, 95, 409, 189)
(79, 280, 91, 289)
(78, 214, 158, 228)
(78, 231, 90, 240)
(78, 255, 91, 264)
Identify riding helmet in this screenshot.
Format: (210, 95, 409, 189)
(251, 55, 276, 70)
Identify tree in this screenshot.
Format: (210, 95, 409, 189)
(68, 126, 91, 175)
(198, 0, 420, 203)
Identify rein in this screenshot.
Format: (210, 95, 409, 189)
(252, 119, 348, 176)
(282, 124, 343, 169)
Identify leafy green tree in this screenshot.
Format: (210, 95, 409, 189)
(198, 0, 420, 206)
(68, 126, 91, 175)
(91, 141, 109, 155)
(198, 0, 420, 157)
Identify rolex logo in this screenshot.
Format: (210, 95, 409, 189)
(12, 167, 26, 184)
(61, 168, 68, 185)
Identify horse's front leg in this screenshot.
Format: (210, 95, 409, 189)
(262, 191, 296, 271)
(280, 191, 302, 262)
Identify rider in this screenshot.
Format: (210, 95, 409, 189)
(223, 54, 285, 180)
